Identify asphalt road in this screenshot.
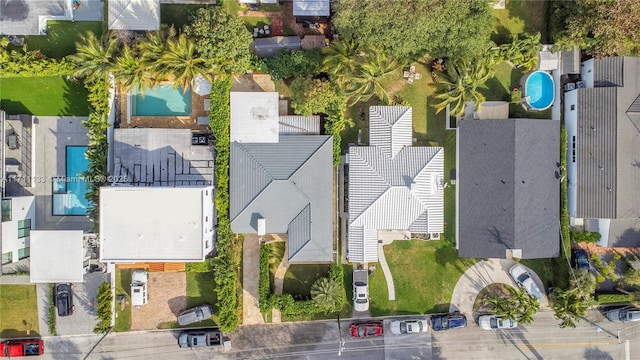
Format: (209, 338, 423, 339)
(39, 310, 640, 360)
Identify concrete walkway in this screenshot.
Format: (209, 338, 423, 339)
(0, 275, 30, 284)
(271, 240, 289, 324)
(242, 234, 265, 325)
(36, 283, 53, 337)
(449, 259, 548, 314)
(377, 243, 396, 301)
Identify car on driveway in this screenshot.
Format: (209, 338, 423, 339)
(509, 264, 544, 302)
(605, 306, 640, 323)
(478, 315, 518, 330)
(571, 249, 590, 270)
(178, 304, 213, 326)
(350, 321, 383, 338)
(353, 270, 369, 312)
(389, 319, 429, 334)
(54, 283, 74, 317)
(430, 313, 467, 331)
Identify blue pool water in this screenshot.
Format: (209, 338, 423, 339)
(525, 71, 554, 110)
(53, 146, 90, 216)
(133, 85, 192, 116)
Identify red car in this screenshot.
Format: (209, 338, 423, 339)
(0, 338, 44, 357)
(350, 321, 383, 338)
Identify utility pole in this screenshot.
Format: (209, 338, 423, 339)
(337, 314, 345, 356)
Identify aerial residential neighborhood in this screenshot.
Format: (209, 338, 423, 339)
(2, 0, 640, 359)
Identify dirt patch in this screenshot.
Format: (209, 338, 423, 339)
(575, 242, 640, 256)
(473, 283, 513, 313)
(131, 272, 186, 330)
(231, 74, 275, 92)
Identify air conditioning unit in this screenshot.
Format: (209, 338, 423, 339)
(430, 233, 440, 240)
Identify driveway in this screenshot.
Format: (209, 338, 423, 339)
(131, 272, 186, 330)
(56, 272, 107, 335)
(449, 259, 547, 314)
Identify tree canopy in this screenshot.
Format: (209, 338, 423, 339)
(331, 0, 493, 60)
(184, 6, 253, 74)
(290, 77, 345, 117)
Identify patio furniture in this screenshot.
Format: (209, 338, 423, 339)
(407, 77, 414, 84)
(264, 25, 269, 30)
(259, 29, 264, 34)
(254, 28, 259, 33)
(403, 71, 411, 78)
(265, 30, 270, 35)
(414, 73, 422, 80)
(409, 65, 416, 73)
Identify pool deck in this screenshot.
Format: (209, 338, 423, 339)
(119, 88, 211, 131)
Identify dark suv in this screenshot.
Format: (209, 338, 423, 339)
(430, 312, 467, 331)
(55, 283, 74, 317)
(571, 249, 590, 270)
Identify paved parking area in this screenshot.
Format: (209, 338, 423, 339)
(131, 272, 186, 330)
(383, 318, 432, 360)
(56, 272, 107, 336)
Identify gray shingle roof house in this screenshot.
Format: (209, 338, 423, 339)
(565, 57, 640, 247)
(347, 107, 444, 263)
(456, 119, 560, 259)
(230, 92, 333, 263)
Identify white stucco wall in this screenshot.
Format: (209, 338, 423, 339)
(1, 196, 35, 264)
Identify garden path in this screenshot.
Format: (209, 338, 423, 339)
(271, 240, 289, 324)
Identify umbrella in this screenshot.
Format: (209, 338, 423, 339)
(192, 74, 212, 96)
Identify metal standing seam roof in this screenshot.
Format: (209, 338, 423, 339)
(230, 135, 334, 262)
(279, 115, 321, 134)
(592, 57, 624, 87)
(369, 106, 413, 159)
(457, 119, 560, 259)
(250, 37, 302, 58)
(108, 0, 160, 30)
(293, 0, 330, 17)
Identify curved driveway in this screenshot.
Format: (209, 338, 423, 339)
(449, 259, 547, 314)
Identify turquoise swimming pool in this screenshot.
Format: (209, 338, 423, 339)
(52, 146, 90, 216)
(132, 85, 192, 116)
(524, 71, 554, 111)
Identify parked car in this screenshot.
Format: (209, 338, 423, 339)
(131, 270, 148, 307)
(430, 313, 467, 331)
(571, 249, 590, 270)
(509, 264, 544, 302)
(178, 329, 229, 348)
(478, 315, 518, 330)
(0, 338, 44, 357)
(389, 319, 429, 334)
(350, 321, 384, 338)
(54, 283, 74, 317)
(178, 304, 213, 326)
(353, 270, 369, 312)
(605, 306, 640, 323)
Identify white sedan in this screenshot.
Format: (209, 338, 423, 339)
(389, 319, 429, 334)
(509, 264, 544, 301)
(478, 315, 518, 330)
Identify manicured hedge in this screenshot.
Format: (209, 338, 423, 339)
(94, 281, 112, 334)
(47, 284, 57, 335)
(570, 230, 601, 243)
(593, 293, 634, 305)
(0, 47, 75, 77)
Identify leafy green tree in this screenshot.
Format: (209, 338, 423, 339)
(311, 277, 340, 313)
(624, 266, 640, 287)
(570, 269, 597, 299)
(433, 57, 493, 117)
(112, 46, 154, 95)
(289, 77, 346, 116)
(184, 6, 253, 74)
(332, 0, 493, 60)
(94, 281, 113, 334)
(498, 33, 542, 71)
(263, 49, 324, 80)
(157, 33, 211, 93)
(342, 49, 399, 105)
(487, 286, 540, 325)
(137, 31, 167, 71)
(70, 31, 118, 83)
(322, 39, 362, 82)
(550, 288, 590, 328)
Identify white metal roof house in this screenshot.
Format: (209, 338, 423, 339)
(230, 92, 333, 263)
(347, 106, 444, 263)
(108, 0, 160, 31)
(565, 56, 640, 247)
(293, 0, 330, 23)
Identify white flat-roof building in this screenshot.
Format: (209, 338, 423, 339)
(99, 186, 215, 263)
(231, 92, 280, 143)
(1, 196, 35, 268)
(29, 230, 85, 283)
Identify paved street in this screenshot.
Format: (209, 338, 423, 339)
(38, 309, 640, 360)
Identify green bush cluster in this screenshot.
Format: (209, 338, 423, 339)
(593, 292, 634, 305)
(263, 49, 324, 80)
(186, 258, 215, 273)
(258, 245, 272, 313)
(0, 44, 76, 77)
(47, 284, 57, 336)
(569, 230, 601, 243)
(208, 78, 241, 331)
(590, 254, 620, 283)
(94, 281, 112, 334)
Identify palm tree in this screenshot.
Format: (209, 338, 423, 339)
(112, 45, 154, 95)
(157, 33, 211, 93)
(311, 277, 340, 313)
(343, 49, 399, 105)
(432, 57, 493, 117)
(550, 288, 589, 328)
(137, 31, 166, 72)
(70, 31, 118, 84)
(487, 286, 539, 325)
(322, 39, 362, 81)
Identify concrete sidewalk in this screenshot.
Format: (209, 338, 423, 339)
(449, 259, 548, 314)
(242, 234, 265, 325)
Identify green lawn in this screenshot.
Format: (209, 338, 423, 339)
(185, 272, 219, 327)
(22, 21, 103, 58)
(267, 242, 286, 291)
(114, 269, 132, 332)
(161, 4, 210, 30)
(491, 0, 548, 44)
(369, 241, 476, 316)
(283, 264, 331, 299)
(0, 76, 91, 116)
(0, 285, 40, 338)
(243, 16, 272, 33)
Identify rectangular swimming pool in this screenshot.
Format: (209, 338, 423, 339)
(132, 85, 192, 116)
(52, 146, 90, 216)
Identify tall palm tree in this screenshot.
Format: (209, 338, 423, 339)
(487, 287, 539, 325)
(311, 277, 340, 313)
(157, 33, 211, 93)
(550, 288, 589, 328)
(137, 31, 166, 72)
(112, 45, 154, 96)
(343, 49, 399, 105)
(322, 39, 361, 81)
(70, 31, 118, 84)
(433, 57, 493, 117)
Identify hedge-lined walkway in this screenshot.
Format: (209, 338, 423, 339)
(243, 234, 265, 325)
(272, 240, 289, 323)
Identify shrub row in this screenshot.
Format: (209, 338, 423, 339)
(94, 281, 112, 334)
(570, 230, 601, 243)
(47, 284, 56, 336)
(0, 47, 75, 77)
(593, 292, 634, 305)
(263, 49, 324, 80)
(209, 77, 241, 331)
(259, 245, 272, 313)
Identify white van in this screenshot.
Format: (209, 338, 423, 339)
(131, 270, 148, 307)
